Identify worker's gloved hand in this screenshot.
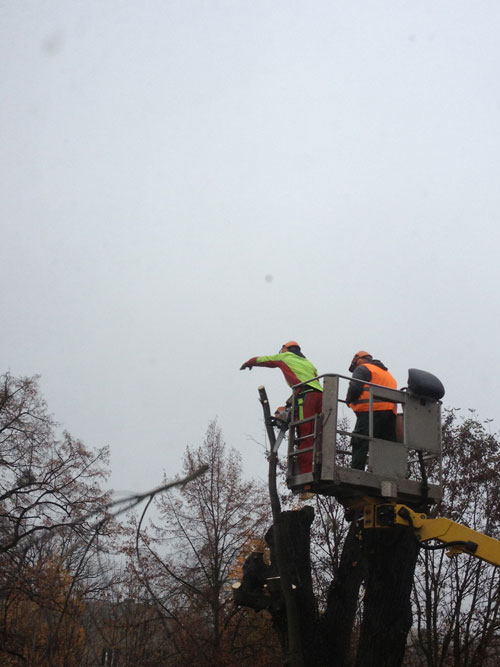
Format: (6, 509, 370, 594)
(240, 360, 253, 370)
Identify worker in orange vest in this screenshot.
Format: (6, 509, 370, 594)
(240, 341, 322, 474)
(346, 351, 397, 470)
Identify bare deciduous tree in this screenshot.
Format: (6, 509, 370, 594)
(0, 373, 113, 665)
(410, 410, 500, 666)
(0, 373, 111, 554)
(131, 420, 276, 666)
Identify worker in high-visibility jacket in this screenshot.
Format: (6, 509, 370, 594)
(240, 341, 322, 474)
(346, 351, 397, 470)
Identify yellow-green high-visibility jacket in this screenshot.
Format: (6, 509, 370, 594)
(244, 352, 322, 392)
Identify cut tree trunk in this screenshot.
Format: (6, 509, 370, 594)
(355, 526, 420, 666)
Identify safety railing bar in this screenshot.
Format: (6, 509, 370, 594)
(408, 454, 439, 464)
(293, 433, 317, 443)
(336, 428, 368, 441)
(291, 374, 412, 414)
(289, 446, 314, 458)
(290, 416, 317, 426)
(292, 372, 407, 394)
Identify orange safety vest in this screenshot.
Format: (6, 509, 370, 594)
(350, 363, 397, 414)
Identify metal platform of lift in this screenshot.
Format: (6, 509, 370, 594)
(287, 471, 440, 508)
(285, 371, 444, 508)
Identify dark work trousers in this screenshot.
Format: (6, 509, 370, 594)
(350, 410, 397, 470)
(296, 390, 323, 474)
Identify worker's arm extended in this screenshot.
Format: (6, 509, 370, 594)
(240, 353, 302, 387)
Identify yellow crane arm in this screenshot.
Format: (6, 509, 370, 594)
(365, 503, 500, 568)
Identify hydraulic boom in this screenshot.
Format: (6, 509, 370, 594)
(363, 501, 500, 568)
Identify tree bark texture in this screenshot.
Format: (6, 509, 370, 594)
(355, 526, 420, 667)
(265, 507, 317, 660)
(320, 521, 366, 665)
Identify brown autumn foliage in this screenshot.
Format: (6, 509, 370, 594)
(0, 373, 112, 666)
(2, 557, 85, 666)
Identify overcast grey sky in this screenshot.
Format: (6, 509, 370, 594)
(2, 1, 499, 495)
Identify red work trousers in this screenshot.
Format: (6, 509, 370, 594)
(297, 390, 323, 473)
